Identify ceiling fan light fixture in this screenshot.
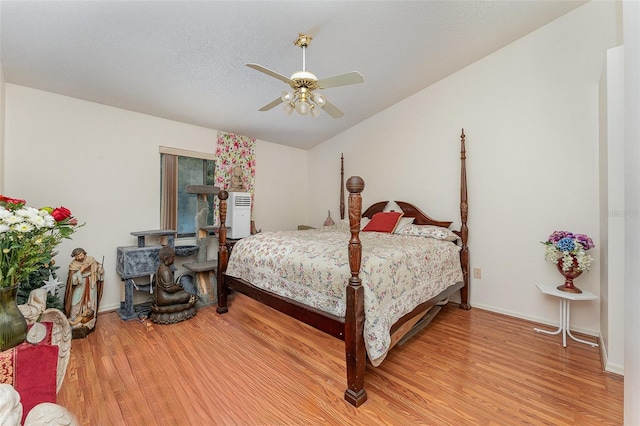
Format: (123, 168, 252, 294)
(283, 102, 295, 115)
(281, 91, 293, 102)
(248, 33, 363, 119)
(295, 100, 310, 115)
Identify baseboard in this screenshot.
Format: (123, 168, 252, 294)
(471, 302, 599, 337)
(599, 331, 625, 376)
(605, 361, 624, 376)
(99, 301, 122, 313)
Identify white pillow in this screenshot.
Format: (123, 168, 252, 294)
(397, 224, 459, 241)
(393, 217, 415, 234)
(338, 217, 370, 230)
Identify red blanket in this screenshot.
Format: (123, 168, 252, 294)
(0, 323, 58, 423)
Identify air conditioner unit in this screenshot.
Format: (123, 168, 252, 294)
(226, 192, 252, 239)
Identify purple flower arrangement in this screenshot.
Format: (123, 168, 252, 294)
(543, 230, 595, 272)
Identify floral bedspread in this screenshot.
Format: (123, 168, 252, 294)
(224, 221, 463, 366)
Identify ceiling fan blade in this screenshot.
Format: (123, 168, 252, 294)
(321, 99, 345, 118)
(258, 97, 284, 111)
(246, 63, 293, 84)
(317, 71, 364, 89)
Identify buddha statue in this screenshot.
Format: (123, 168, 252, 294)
(149, 246, 197, 324)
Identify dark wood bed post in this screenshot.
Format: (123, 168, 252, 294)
(216, 190, 230, 314)
(340, 154, 345, 221)
(344, 176, 367, 407)
(458, 129, 471, 310)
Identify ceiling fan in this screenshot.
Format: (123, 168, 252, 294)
(247, 33, 364, 118)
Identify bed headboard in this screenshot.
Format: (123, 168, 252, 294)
(345, 128, 468, 233)
(361, 200, 453, 228)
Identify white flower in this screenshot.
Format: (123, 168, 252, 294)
(27, 214, 48, 228)
(577, 254, 593, 272)
(12, 222, 34, 233)
(15, 208, 34, 218)
(4, 214, 23, 225)
(544, 245, 559, 264)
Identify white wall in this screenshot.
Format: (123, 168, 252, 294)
(0, 66, 4, 193)
(253, 140, 308, 231)
(0, 3, 5, 194)
(598, 46, 625, 375)
(309, 2, 619, 335)
(624, 0, 640, 423)
(3, 85, 308, 312)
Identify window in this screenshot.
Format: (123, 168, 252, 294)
(160, 147, 216, 238)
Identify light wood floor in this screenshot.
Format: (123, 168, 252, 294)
(58, 293, 623, 425)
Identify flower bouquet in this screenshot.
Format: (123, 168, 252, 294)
(542, 230, 594, 293)
(0, 195, 79, 288)
(0, 194, 80, 350)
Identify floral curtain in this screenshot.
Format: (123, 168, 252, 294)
(213, 131, 256, 225)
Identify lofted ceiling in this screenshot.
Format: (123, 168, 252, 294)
(0, 1, 585, 150)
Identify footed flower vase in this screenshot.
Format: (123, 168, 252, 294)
(0, 284, 28, 351)
(556, 256, 583, 294)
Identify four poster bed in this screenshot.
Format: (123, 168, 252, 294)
(215, 129, 470, 407)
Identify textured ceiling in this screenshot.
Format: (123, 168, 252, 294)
(0, 1, 585, 149)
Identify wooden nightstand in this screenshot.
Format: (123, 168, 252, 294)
(533, 283, 599, 348)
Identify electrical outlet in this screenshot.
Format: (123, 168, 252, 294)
(473, 268, 481, 279)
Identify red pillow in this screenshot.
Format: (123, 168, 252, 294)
(362, 211, 404, 233)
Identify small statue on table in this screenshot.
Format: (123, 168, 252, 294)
(149, 246, 197, 324)
(64, 248, 104, 339)
(323, 210, 335, 227)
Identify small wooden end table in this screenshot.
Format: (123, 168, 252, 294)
(534, 282, 599, 348)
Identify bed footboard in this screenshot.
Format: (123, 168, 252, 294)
(216, 190, 230, 314)
(457, 129, 471, 310)
(344, 176, 367, 407)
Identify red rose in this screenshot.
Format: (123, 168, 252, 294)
(51, 206, 72, 222)
(0, 195, 26, 206)
(69, 218, 78, 226)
